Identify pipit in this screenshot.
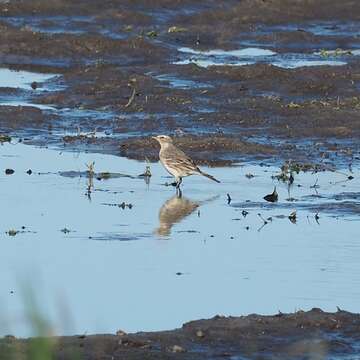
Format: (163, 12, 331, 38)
(152, 135, 220, 188)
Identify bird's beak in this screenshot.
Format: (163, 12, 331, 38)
(152, 136, 158, 141)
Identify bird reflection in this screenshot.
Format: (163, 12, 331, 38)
(155, 191, 218, 237)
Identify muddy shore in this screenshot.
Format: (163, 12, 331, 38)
(1, 309, 360, 359)
(1, 0, 360, 358)
(0, 0, 360, 167)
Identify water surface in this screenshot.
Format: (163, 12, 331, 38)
(174, 46, 355, 68)
(0, 142, 359, 337)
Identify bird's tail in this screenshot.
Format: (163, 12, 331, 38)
(198, 169, 220, 183)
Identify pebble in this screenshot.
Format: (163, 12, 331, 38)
(196, 330, 204, 338)
(171, 345, 186, 353)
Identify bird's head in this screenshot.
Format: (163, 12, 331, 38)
(152, 135, 173, 145)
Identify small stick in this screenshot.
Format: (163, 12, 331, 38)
(124, 87, 136, 108)
(227, 193, 232, 205)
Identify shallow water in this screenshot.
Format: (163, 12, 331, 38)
(0, 68, 59, 91)
(149, 72, 213, 90)
(2, 15, 129, 39)
(174, 46, 355, 68)
(0, 100, 57, 110)
(0, 142, 359, 337)
(260, 21, 360, 37)
(0, 67, 61, 110)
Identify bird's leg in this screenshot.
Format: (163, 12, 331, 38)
(176, 177, 182, 189)
(176, 188, 182, 198)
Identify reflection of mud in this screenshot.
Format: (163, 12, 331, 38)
(155, 194, 199, 236)
(232, 199, 360, 217)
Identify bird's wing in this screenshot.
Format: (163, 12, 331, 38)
(161, 145, 199, 172)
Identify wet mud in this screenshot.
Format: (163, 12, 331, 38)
(2, 309, 360, 359)
(1, 0, 360, 357)
(0, 0, 360, 166)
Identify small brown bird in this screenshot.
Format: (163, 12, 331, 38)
(152, 135, 220, 188)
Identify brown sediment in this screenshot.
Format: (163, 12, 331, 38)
(119, 134, 277, 165)
(1, 1, 360, 358)
(0, 0, 359, 168)
(1, 309, 360, 359)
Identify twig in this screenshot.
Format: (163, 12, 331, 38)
(124, 87, 136, 108)
(310, 178, 319, 189)
(227, 193, 232, 205)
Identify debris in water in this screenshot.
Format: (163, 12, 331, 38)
(258, 213, 271, 224)
(86, 161, 95, 200)
(168, 26, 187, 33)
(121, 202, 133, 209)
(288, 211, 297, 224)
(139, 165, 152, 178)
(5, 169, 15, 175)
(0, 134, 11, 143)
(289, 173, 294, 185)
(102, 202, 133, 209)
(96, 172, 112, 180)
(264, 187, 278, 202)
(319, 48, 353, 57)
(26, 169, 32, 175)
(257, 213, 271, 232)
(86, 161, 95, 175)
(227, 193, 232, 204)
(146, 30, 158, 38)
(310, 178, 320, 189)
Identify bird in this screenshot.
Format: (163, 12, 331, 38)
(152, 135, 220, 189)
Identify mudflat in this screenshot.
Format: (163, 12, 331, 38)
(1, 0, 360, 358)
(0, 0, 359, 167)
